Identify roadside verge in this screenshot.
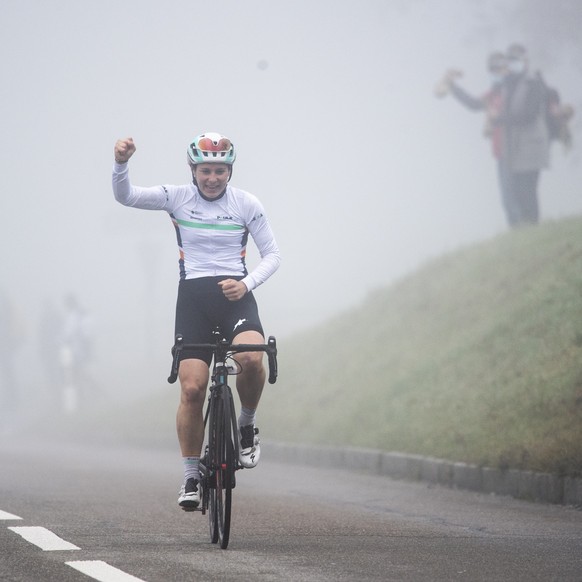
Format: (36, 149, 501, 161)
(266, 441, 582, 507)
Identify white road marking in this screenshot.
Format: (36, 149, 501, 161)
(8, 526, 81, 551)
(66, 560, 147, 582)
(0, 509, 22, 520)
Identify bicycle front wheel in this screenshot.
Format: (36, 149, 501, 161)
(208, 387, 236, 549)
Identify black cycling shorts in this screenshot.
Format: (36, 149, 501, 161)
(174, 276, 264, 365)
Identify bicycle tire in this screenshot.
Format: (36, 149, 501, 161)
(217, 388, 235, 549)
(208, 387, 236, 549)
(207, 392, 220, 545)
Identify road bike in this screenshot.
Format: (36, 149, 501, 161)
(168, 331, 278, 549)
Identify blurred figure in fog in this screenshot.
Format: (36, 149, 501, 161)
(0, 290, 23, 420)
(59, 294, 94, 414)
(436, 52, 515, 224)
(493, 43, 550, 226)
(38, 297, 64, 404)
(437, 44, 551, 227)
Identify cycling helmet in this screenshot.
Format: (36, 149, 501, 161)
(187, 132, 236, 165)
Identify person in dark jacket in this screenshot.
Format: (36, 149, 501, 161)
(438, 45, 550, 227)
(492, 44, 550, 226)
(437, 52, 518, 225)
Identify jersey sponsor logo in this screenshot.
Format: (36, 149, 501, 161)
(233, 318, 247, 332)
(187, 209, 233, 220)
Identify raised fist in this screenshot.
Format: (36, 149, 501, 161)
(114, 137, 136, 163)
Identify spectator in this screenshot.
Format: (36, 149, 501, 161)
(493, 43, 550, 225)
(438, 44, 551, 227)
(437, 52, 515, 224)
(0, 290, 23, 418)
(38, 297, 64, 403)
(59, 294, 94, 412)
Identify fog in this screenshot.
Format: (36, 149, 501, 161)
(1, 0, 581, 423)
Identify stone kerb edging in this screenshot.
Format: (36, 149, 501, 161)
(265, 442, 582, 507)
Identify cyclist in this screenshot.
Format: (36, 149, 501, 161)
(112, 133, 280, 509)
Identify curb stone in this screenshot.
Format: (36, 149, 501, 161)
(265, 441, 582, 507)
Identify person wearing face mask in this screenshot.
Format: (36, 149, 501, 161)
(436, 52, 516, 225)
(490, 43, 550, 226)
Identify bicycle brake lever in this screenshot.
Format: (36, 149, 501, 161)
(267, 336, 278, 384)
(167, 334, 184, 384)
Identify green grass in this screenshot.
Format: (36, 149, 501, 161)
(73, 215, 582, 478)
(258, 216, 582, 476)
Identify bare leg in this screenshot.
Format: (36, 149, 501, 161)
(176, 358, 210, 457)
(233, 330, 266, 409)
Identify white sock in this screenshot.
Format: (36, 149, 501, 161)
(238, 406, 256, 428)
(183, 456, 200, 482)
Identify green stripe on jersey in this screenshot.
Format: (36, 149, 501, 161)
(175, 218, 245, 231)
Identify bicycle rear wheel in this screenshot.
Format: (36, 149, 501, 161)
(208, 387, 236, 549)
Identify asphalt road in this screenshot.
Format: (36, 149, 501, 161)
(1, 438, 581, 581)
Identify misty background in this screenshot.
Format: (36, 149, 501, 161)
(1, 0, 581, 421)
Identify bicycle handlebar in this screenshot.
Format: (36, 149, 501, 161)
(167, 335, 278, 385)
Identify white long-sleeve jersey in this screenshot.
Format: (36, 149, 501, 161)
(112, 162, 280, 292)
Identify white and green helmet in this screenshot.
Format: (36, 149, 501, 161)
(187, 132, 236, 165)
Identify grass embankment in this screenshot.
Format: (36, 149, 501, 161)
(85, 216, 582, 477)
(258, 216, 582, 476)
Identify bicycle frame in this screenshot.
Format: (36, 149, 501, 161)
(168, 333, 277, 549)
